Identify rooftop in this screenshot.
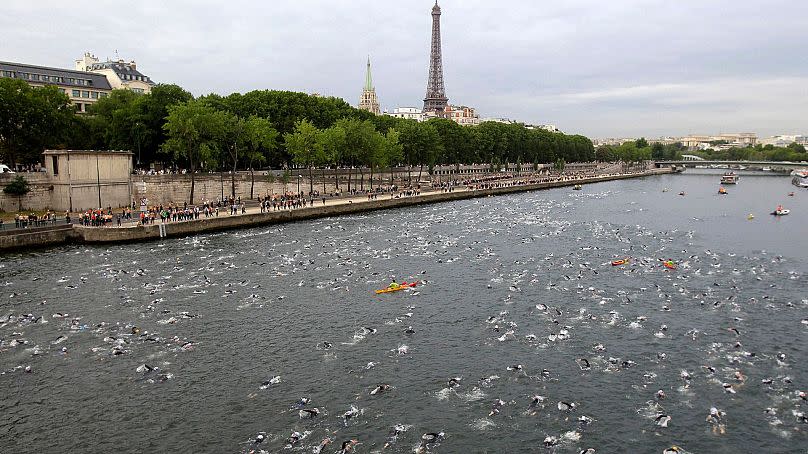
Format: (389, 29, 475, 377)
(0, 61, 112, 90)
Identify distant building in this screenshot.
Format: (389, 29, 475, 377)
(758, 134, 807, 147)
(0, 61, 112, 113)
(444, 105, 480, 126)
(390, 107, 423, 122)
(75, 52, 155, 94)
(680, 133, 757, 150)
(357, 58, 380, 115)
(480, 117, 517, 124)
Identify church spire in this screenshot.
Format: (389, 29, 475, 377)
(365, 56, 373, 91)
(358, 57, 380, 115)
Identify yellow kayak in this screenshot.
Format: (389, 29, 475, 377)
(375, 282, 418, 294)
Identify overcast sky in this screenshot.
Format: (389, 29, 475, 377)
(3, 0, 807, 138)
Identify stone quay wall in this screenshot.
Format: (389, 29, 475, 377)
(0, 168, 671, 252)
(133, 168, 421, 206)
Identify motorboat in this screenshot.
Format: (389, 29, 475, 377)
(762, 166, 772, 171)
(573, 184, 582, 190)
(791, 169, 808, 188)
(720, 172, 739, 184)
(718, 187, 727, 195)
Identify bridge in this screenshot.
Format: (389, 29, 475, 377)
(655, 160, 806, 172)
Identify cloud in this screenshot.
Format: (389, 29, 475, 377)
(1, 0, 806, 138)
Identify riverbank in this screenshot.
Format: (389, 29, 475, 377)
(0, 168, 671, 251)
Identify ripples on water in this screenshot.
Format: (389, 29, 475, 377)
(1, 171, 806, 453)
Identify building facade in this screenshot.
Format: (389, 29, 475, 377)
(0, 61, 112, 113)
(43, 150, 133, 212)
(390, 107, 424, 122)
(444, 105, 480, 126)
(357, 58, 380, 115)
(75, 52, 155, 94)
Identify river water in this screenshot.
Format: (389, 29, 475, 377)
(1, 169, 806, 453)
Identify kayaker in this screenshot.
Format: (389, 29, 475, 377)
(388, 280, 400, 290)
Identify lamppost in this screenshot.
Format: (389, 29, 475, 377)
(297, 175, 302, 195)
(134, 122, 143, 166)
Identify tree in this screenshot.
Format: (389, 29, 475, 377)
(162, 100, 226, 204)
(3, 175, 31, 211)
(554, 158, 566, 173)
(244, 116, 278, 199)
(285, 119, 324, 196)
(398, 121, 442, 185)
(318, 124, 348, 191)
(635, 137, 649, 149)
(382, 128, 404, 185)
(0, 79, 74, 166)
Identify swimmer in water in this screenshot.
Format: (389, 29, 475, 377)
(299, 408, 320, 419)
(404, 326, 416, 334)
(706, 407, 726, 434)
(577, 358, 591, 370)
(417, 432, 444, 452)
(340, 439, 359, 453)
(655, 414, 671, 427)
(384, 424, 407, 449)
(312, 438, 331, 454)
(447, 376, 462, 388)
(370, 383, 391, 395)
(489, 399, 505, 416)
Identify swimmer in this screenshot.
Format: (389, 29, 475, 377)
(342, 405, 360, 426)
(287, 431, 302, 446)
(384, 424, 408, 448)
(544, 436, 559, 447)
(706, 407, 726, 434)
(580, 449, 596, 454)
(299, 408, 320, 419)
(447, 376, 462, 388)
(312, 438, 332, 454)
(577, 358, 591, 370)
(489, 399, 505, 416)
(340, 439, 359, 453)
(656, 390, 666, 400)
(558, 401, 576, 412)
(506, 364, 523, 372)
(655, 414, 671, 427)
(259, 376, 281, 389)
(404, 326, 416, 334)
(293, 397, 310, 408)
(370, 383, 391, 395)
(722, 383, 736, 394)
(578, 415, 594, 425)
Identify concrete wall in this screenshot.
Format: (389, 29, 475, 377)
(0, 173, 54, 212)
(0, 225, 79, 251)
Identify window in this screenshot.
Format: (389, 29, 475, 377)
(82, 91, 90, 98)
(72, 89, 80, 97)
(75, 103, 83, 112)
(31, 74, 40, 81)
(52, 156, 59, 176)
(132, 88, 144, 94)
(99, 92, 108, 98)
(67, 78, 74, 84)
(91, 91, 98, 99)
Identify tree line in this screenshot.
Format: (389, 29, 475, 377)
(0, 79, 599, 203)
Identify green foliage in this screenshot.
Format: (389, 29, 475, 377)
(3, 175, 31, 196)
(0, 78, 75, 165)
(696, 144, 807, 162)
(3, 175, 31, 211)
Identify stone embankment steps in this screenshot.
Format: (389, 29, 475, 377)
(0, 169, 671, 252)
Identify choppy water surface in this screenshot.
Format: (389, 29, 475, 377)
(2, 170, 806, 453)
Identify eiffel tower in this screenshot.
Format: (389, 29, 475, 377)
(423, 1, 448, 117)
